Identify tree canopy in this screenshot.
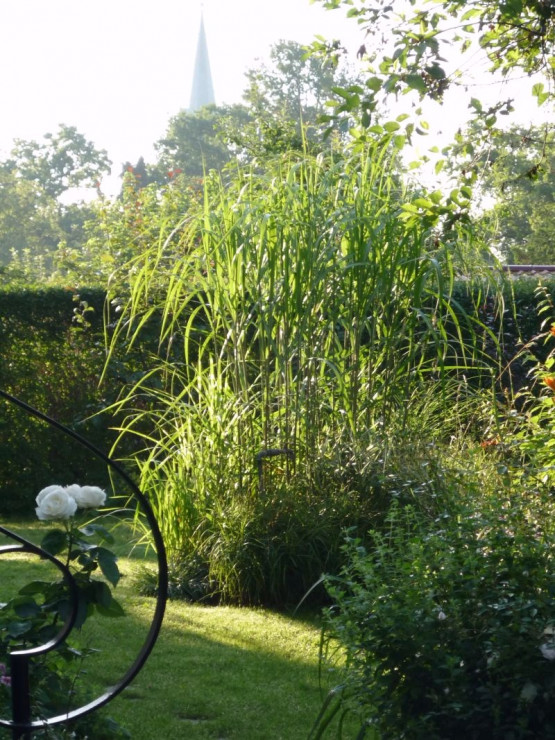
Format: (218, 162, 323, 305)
(0, 125, 109, 269)
(312, 0, 554, 113)
(3, 124, 111, 199)
(458, 123, 555, 263)
(154, 40, 361, 175)
(155, 104, 250, 178)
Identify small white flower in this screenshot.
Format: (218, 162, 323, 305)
(540, 644, 555, 661)
(68, 485, 107, 509)
(437, 611, 447, 621)
(35, 488, 77, 521)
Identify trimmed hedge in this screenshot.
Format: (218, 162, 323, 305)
(1, 277, 554, 517)
(0, 287, 116, 517)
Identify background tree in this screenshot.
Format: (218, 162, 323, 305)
(155, 104, 251, 178)
(454, 123, 555, 263)
(0, 170, 62, 265)
(4, 124, 111, 198)
(155, 41, 361, 172)
(233, 39, 357, 155)
(0, 126, 110, 272)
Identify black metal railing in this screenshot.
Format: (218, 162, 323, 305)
(0, 389, 168, 739)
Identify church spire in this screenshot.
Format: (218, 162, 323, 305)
(189, 10, 216, 111)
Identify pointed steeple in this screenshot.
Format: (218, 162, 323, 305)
(189, 11, 216, 111)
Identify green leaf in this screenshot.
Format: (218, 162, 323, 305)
(405, 74, 428, 94)
(426, 64, 446, 80)
(97, 547, 120, 586)
(13, 597, 41, 619)
(461, 7, 483, 21)
(40, 529, 67, 556)
(96, 597, 125, 618)
(7, 620, 32, 638)
(78, 523, 114, 544)
(413, 198, 434, 210)
(384, 121, 401, 133)
(361, 110, 372, 128)
(365, 77, 382, 92)
(92, 580, 113, 608)
(532, 82, 549, 107)
(18, 580, 51, 596)
(429, 190, 443, 204)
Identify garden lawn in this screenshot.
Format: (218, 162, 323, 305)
(95, 600, 331, 739)
(0, 521, 353, 739)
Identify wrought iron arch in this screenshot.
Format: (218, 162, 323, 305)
(0, 389, 168, 739)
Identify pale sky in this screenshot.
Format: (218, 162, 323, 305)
(0, 1, 548, 196)
(0, 0, 362, 173)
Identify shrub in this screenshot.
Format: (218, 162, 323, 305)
(316, 490, 555, 739)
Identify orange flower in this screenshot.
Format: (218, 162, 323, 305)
(480, 438, 499, 448)
(544, 376, 555, 391)
(550, 324, 555, 337)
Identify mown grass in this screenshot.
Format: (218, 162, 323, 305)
(0, 520, 355, 739)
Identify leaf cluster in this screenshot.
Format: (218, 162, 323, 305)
(317, 495, 555, 738)
(0, 521, 124, 733)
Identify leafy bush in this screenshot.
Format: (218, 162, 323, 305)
(316, 489, 555, 739)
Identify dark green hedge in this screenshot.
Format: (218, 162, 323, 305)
(0, 287, 116, 517)
(451, 276, 555, 393)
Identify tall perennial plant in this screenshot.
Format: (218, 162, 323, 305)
(105, 139, 500, 604)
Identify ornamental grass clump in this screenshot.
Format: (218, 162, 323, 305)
(105, 137, 501, 605)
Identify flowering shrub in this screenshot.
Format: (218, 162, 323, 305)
(0, 484, 129, 738)
(315, 498, 555, 739)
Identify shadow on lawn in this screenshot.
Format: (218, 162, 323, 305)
(1, 522, 343, 740)
(104, 602, 344, 740)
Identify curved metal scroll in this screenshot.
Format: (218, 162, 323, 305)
(0, 389, 168, 738)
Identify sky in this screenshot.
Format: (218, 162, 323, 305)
(0, 1, 549, 196)
(0, 0, 362, 182)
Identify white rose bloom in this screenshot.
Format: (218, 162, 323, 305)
(36, 489, 78, 521)
(69, 485, 107, 509)
(65, 484, 84, 501)
(36, 485, 65, 506)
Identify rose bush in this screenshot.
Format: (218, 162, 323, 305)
(0, 484, 128, 738)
